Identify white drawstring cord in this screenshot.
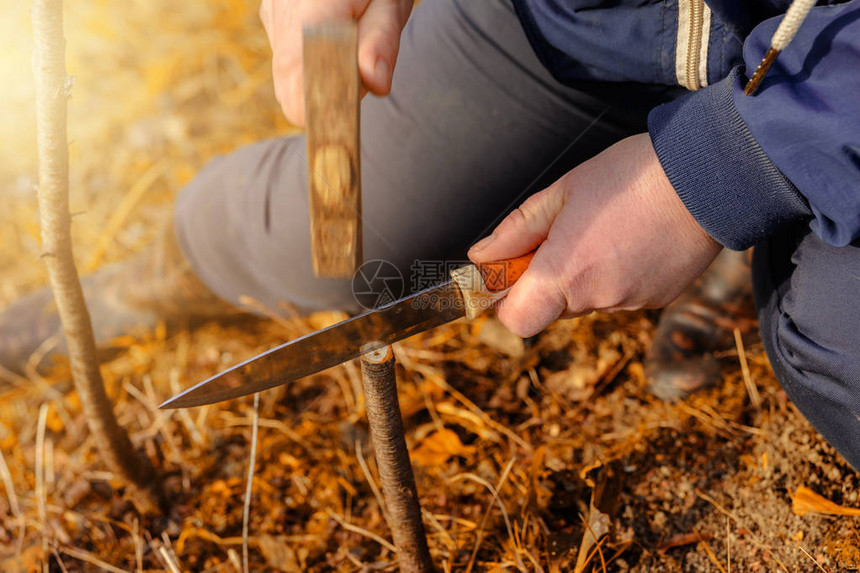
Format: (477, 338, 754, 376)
(744, 0, 817, 95)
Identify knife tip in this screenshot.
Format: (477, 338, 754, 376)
(158, 395, 186, 410)
(158, 391, 210, 409)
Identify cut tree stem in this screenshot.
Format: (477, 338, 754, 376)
(360, 344, 434, 573)
(32, 0, 164, 513)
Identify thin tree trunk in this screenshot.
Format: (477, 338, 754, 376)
(360, 345, 434, 573)
(32, 0, 164, 513)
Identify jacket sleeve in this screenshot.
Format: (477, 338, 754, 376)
(648, 1, 860, 250)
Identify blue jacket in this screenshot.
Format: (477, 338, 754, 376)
(513, 0, 860, 249)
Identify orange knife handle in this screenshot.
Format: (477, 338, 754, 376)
(450, 250, 536, 320)
(476, 251, 536, 293)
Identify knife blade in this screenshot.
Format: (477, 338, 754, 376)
(159, 251, 534, 409)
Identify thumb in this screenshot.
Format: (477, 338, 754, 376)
(357, 0, 409, 95)
(493, 245, 569, 337)
(468, 185, 564, 264)
(468, 185, 567, 337)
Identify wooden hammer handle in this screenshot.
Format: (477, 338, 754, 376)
(303, 22, 362, 278)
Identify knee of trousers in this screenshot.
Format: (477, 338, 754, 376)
(753, 226, 860, 471)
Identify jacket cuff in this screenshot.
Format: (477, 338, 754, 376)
(648, 69, 811, 250)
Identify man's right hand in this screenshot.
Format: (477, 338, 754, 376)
(260, 0, 413, 127)
(468, 134, 722, 338)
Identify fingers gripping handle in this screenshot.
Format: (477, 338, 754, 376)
(450, 251, 535, 319)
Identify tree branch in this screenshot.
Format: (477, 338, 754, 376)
(360, 344, 434, 572)
(32, 0, 164, 513)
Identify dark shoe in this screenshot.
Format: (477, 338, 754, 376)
(646, 248, 757, 400)
(0, 218, 241, 376)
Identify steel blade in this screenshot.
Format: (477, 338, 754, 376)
(159, 280, 465, 408)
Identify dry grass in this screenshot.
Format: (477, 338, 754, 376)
(0, 1, 858, 571)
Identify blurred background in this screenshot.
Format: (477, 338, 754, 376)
(0, 0, 293, 307)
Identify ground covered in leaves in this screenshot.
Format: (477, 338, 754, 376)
(1, 1, 859, 571)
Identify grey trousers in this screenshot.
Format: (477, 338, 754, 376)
(175, 0, 860, 470)
(174, 0, 672, 315)
(754, 228, 860, 471)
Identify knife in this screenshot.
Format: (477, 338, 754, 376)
(159, 251, 535, 409)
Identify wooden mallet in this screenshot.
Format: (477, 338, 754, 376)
(303, 22, 362, 277)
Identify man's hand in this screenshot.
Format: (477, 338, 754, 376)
(260, 0, 413, 127)
(469, 133, 722, 337)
